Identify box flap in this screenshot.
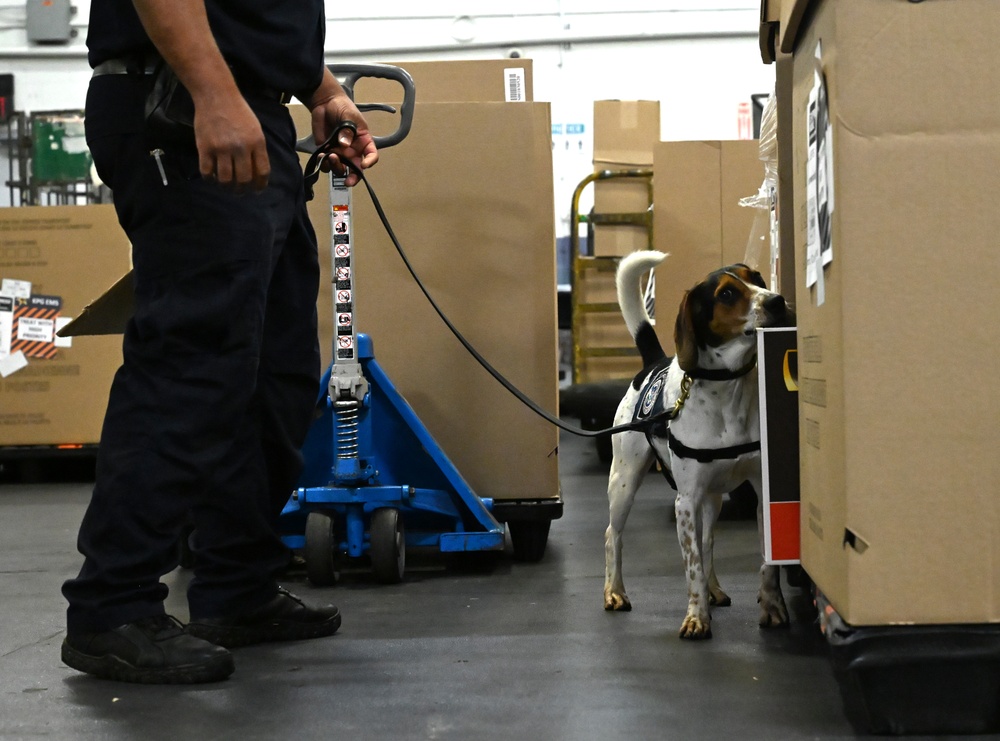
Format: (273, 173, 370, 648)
(57, 270, 133, 337)
(779, 0, 813, 54)
(760, 21, 778, 64)
(759, 0, 780, 63)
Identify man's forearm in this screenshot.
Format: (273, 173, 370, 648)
(131, 0, 241, 107)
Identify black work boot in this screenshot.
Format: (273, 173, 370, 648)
(187, 587, 341, 648)
(62, 614, 234, 684)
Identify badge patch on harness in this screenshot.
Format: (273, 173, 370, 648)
(634, 365, 671, 424)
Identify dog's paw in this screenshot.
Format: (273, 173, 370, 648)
(709, 587, 731, 607)
(678, 614, 712, 640)
(757, 589, 789, 628)
(604, 590, 632, 612)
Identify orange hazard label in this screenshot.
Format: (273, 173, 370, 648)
(11, 295, 61, 359)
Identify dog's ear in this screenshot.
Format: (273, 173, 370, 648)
(674, 290, 699, 372)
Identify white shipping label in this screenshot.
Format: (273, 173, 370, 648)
(1, 279, 31, 299)
(805, 80, 820, 290)
(806, 41, 832, 306)
(504, 68, 526, 103)
(0, 350, 27, 377)
(55, 316, 73, 348)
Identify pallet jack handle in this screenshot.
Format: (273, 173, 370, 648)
(294, 63, 415, 411)
(296, 63, 416, 153)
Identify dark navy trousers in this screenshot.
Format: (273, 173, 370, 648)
(62, 73, 321, 634)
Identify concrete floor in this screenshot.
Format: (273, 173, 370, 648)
(0, 432, 893, 740)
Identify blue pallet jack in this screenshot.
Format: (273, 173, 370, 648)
(279, 64, 508, 585)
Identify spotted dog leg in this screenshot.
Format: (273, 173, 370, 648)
(604, 431, 654, 612)
(675, 491, 712, 639)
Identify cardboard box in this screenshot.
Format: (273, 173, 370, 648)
(292, 67, 559, 504)
(0, 205, 130, 447)
(788, 0, 1000, 626)
(652, 139, 766, 353)
(591, 101, 659, 256)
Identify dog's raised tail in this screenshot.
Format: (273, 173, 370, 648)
(616, 250, 668, 369)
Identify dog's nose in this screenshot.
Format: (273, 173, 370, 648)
(764, 294, 788, 317)
(764, 293, 796, 326)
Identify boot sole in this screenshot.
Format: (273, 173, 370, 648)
(187, 609, 341, 649)
(61, 640, 234, 684)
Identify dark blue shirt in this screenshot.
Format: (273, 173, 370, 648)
(87, 0, 326, 96)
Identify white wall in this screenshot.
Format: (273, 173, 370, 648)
(0, 1, 775, 224)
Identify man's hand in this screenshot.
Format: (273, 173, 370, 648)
(193, 91, 270, 193)
(307, 69, 378, 187)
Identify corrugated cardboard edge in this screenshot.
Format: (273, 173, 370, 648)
(57, 269, 134, 337)
(779, 0, 813, 54)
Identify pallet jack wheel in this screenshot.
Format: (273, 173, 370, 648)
(370, 507, 405, 584)
(304, 510, 339, 586)
(508, 519, 551, 562)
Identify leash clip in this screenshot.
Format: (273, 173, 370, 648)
(671, 374, 693, 419)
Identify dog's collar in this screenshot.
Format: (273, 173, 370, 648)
(685, 355, 757, 382)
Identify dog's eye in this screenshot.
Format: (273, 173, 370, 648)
(717, 286, 738, 304)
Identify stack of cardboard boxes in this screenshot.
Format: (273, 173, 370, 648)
(762, 0, 1000, 734)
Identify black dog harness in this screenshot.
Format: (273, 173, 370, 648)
(632, 359, 761, 489)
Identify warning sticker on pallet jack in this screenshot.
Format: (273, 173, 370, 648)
(333, 209, 349, 235)
(337, 334, 355, 359)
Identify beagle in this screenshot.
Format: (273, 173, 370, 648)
(603, 250, 793, 639)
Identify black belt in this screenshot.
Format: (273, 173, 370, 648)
(92, 58, 293, 105)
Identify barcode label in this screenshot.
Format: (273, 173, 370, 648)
(504, 67, 525, 102)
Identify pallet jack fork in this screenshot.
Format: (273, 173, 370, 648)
(280, 64, 510, 585)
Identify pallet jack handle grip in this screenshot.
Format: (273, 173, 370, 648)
(296, 62, 415, 153)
